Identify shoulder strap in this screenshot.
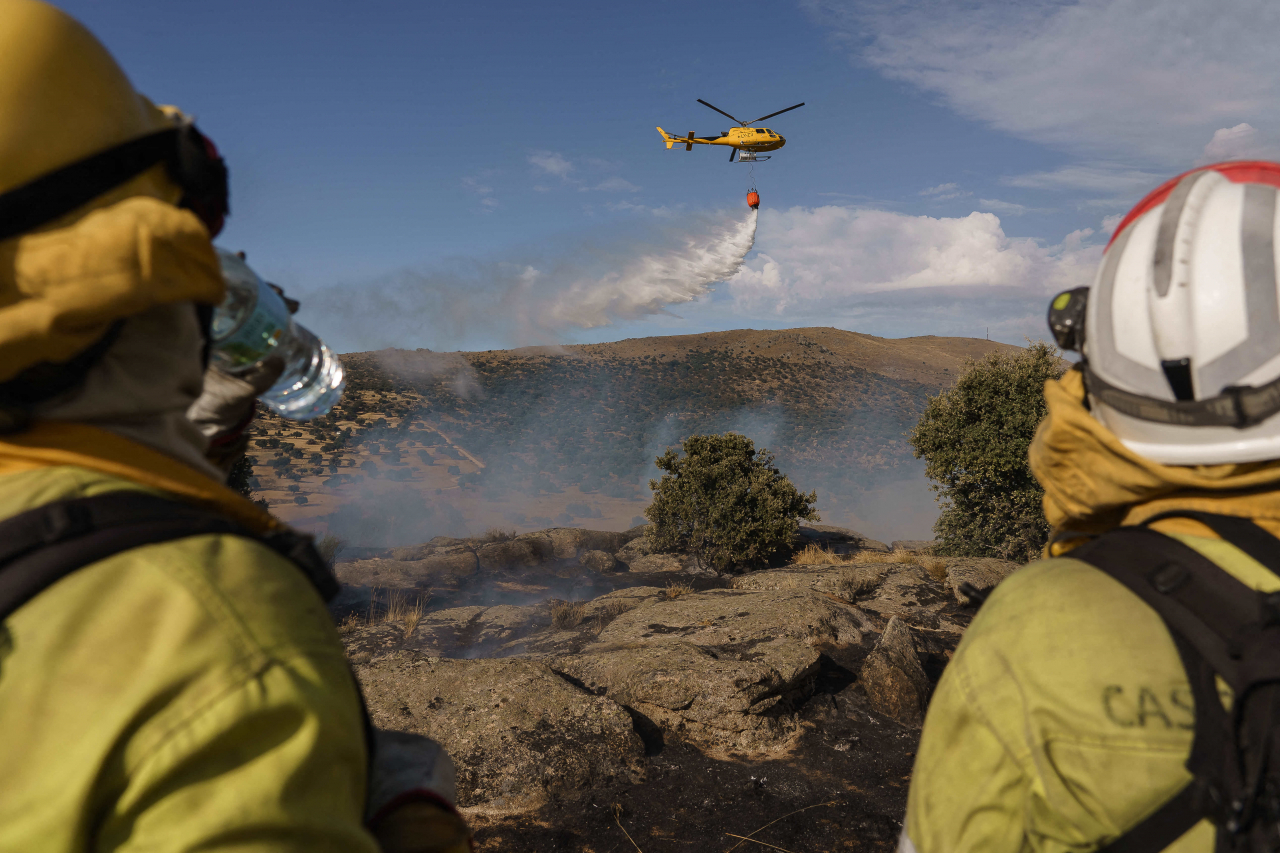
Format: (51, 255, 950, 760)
(0, 490, 338, 622)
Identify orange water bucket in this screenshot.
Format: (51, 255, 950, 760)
(747, 191, 760, 209)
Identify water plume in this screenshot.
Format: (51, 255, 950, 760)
(302, 210, 758, 352)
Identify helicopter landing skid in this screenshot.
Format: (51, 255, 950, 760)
(732, 150, 771, 163)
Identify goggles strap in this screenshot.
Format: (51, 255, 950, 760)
(0, 124, 228, 242)
(1084, 363, 1280, 429)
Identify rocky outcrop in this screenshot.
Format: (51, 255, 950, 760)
(355, 654, 645, 811)
(859, 616, 931, 726)
(340, 540, 1000, 815)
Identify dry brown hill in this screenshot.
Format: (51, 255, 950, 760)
(244, 329, 1021, 545)
(565, 327, 1014, 389)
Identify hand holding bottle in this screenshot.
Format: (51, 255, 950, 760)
(208, 248, 344, 421)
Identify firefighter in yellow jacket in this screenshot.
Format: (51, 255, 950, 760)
(0, 2, 469, 850)
(902, 161, 1280, 853)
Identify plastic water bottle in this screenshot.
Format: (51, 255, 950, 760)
(209, 247, 345, 420)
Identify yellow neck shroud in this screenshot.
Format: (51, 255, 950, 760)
(1029, 369, 1280, 552)
(0, 421, 280, 534)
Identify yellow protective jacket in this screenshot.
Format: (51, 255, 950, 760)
(903, 370, 1280, 853)
(0, 425, 379, 852)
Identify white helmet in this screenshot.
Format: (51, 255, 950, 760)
(1048, 161, 1280, 465)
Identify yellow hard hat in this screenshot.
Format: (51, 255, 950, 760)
(0, 0, 227, 394)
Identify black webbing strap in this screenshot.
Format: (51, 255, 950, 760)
(0, 490, 338, 621)
(0, 128, 178, 243)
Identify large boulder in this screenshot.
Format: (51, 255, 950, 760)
(579, 549, 619, 573)
(859, 616, 931, 726)
(355, 653, 645, 810)
(476, 539, 543, 571)
(614, 535, 654, 565)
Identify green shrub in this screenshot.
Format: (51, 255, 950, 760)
(909, 341, 1066, 563)
(645, 433, 818, 573)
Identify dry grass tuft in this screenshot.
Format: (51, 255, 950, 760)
(663, 582, 694, 600)
(890, 548, 920, 564)
(591, 599, 632, 634)
(551, 599, 587, 630)
(838, 565, 887, 603)
(921, 555, 949, 582)
(385, 589, 427, 638)
(852, 551, 894, 564)
(482, 527, 516, 543)
(791, 543, 853, 565)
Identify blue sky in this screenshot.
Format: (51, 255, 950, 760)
(58, 0, 1280, 352)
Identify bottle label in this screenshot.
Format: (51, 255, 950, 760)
(215, 310, 285, 370)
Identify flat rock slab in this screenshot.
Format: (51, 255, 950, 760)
(891, 539, 937, 552)
(591, 587, 870, 652)
(337, 555, 476, 590)
(548, 587, 875, 751)
(943, 557, 1022, 603)
(355, 653, 645, 811)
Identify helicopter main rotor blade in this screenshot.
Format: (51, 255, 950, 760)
(749, 102, 805, 124)
(697, 99, 745, 125)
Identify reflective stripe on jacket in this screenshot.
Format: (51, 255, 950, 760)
(903, 531, 1280, 853)
(0, 465, 379, 852)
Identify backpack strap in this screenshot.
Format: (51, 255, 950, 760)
(0, 489, 373, 812)
(0, 490, 338, 622)
(1073, 517, 1280, 853)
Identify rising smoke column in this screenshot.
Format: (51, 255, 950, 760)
(304, 210, 760, 351)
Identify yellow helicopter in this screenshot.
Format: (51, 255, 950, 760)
(657, 99, 805, 162)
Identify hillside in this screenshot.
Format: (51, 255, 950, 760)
(244, 327, 1018, 545)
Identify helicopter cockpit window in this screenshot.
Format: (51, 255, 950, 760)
(755, 128, 766, 134)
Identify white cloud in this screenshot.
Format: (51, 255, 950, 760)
(528, 151, 574, 178)
(462, 173, 498, 213)
(918, 182, 970, 201)
(977, 199, 1029, 216)
(725, 205, 1101, 316)
(809, 0, 1280, 164)
(1198, 122, 1280, 163)
(1101, 213, 1124, 235)
(582, 176, 641, 193)
(1000, 163, 1164, 193)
